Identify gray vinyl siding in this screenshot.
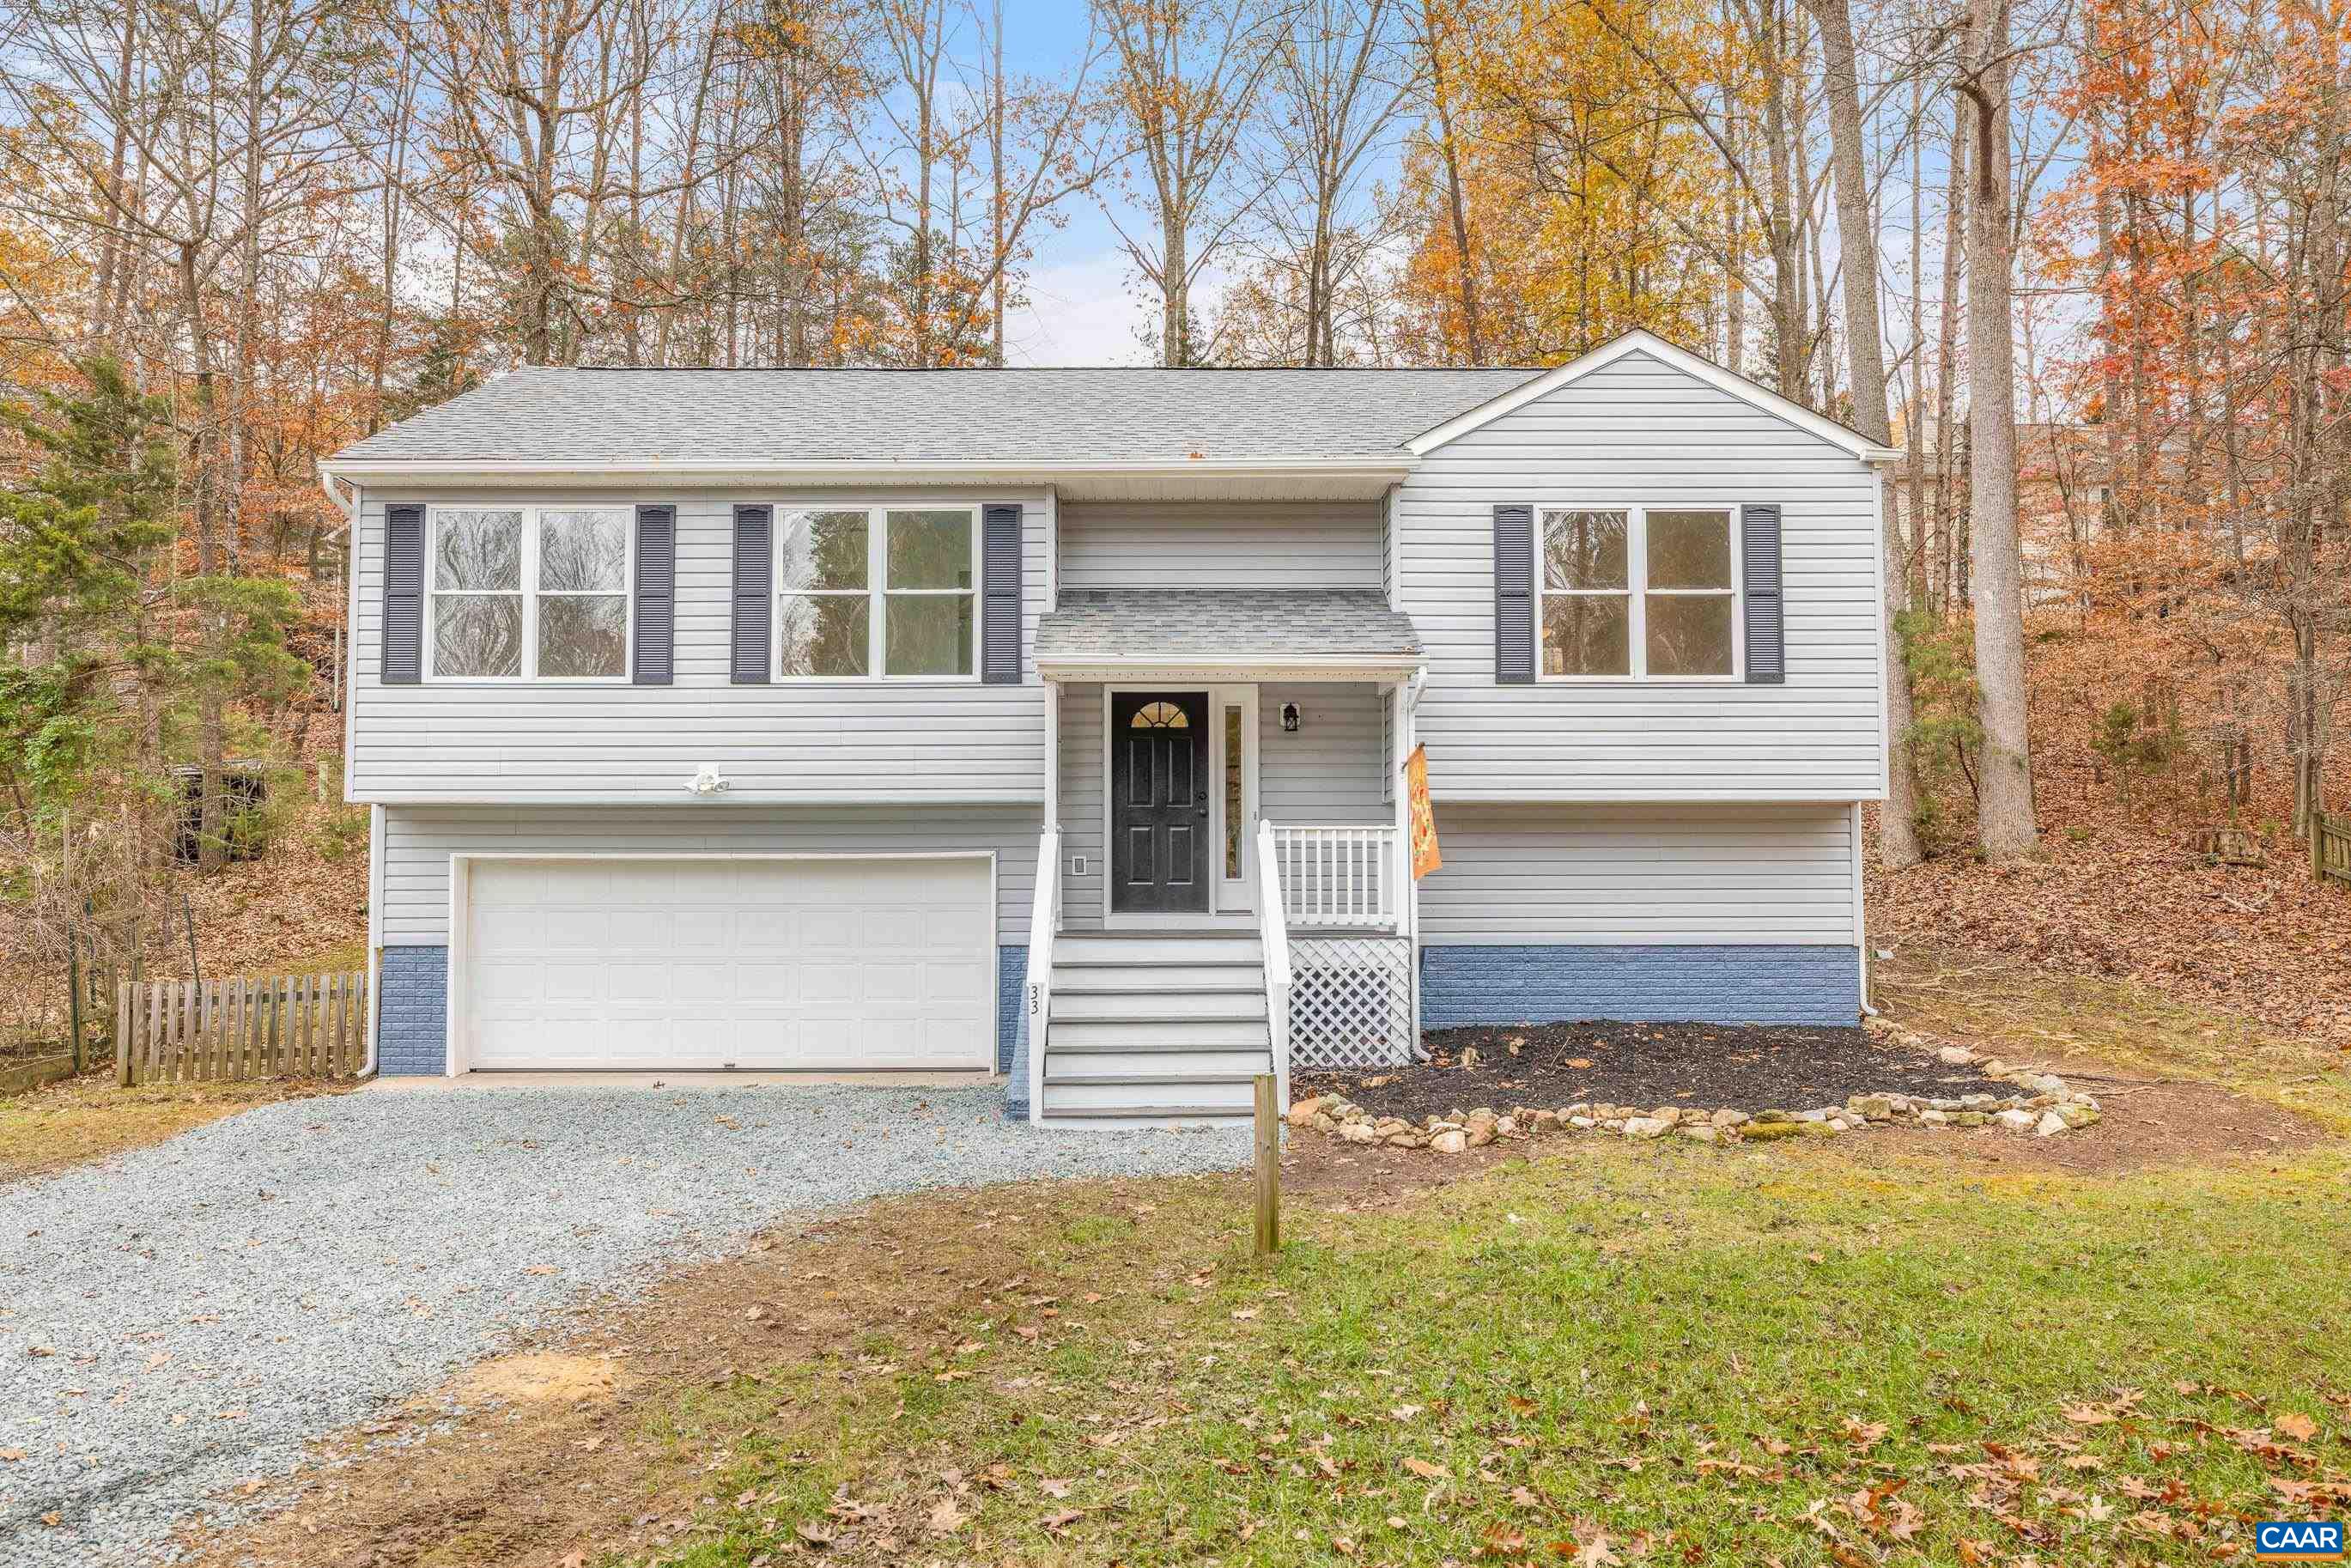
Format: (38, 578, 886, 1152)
(1259, 684, 1388, 824)
(348, 487, 1051, 804)
(1397, 349, 1886, 801)
(1418, 804, 1856, 945)
(1056, 680, 1390, 929)
(1057, 682, 1107, 928)
(1057, 501, 1384, 589)
(380, 805, 1042, 945)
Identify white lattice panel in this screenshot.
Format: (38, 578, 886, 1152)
(1289, 938, 1414, 1069)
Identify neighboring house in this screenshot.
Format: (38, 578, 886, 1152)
(319, 329, 1896, 1124)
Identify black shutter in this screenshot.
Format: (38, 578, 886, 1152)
(981, 503, 1022, 684)
(731, 504, 772, 684)
(381, 503, 425, 684)
(1492, 503, 1535, 684)
(632, 504, 676, 684)
(1742, 502, 1786, 684)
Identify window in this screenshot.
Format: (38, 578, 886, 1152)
(1539, 505, 1738, 679)
(428, 506, 629, 679)
(776, 506, 976, 679)
(1131, 701, 1190, 729)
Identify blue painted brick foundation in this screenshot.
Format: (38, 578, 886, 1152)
(1419, 944, 1862, 1030)
(377, 945, 450, 1075)
(997, 943, 1026, 1079)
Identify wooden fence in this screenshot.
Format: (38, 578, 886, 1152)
(2319, 812, 2351, 889)
(115, 971, 369, 1085)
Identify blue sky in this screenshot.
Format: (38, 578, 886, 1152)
(993, 0, 1169, 364)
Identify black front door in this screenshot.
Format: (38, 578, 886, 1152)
(1110, 691, 1211, 915)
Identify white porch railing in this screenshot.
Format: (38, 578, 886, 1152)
(1024, 823, 1060, 1125)
(1254, 818, 1292, 1109)
(1267, 824, 1400, 928)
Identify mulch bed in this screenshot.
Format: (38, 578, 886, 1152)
(1297, 1019, 2015, 1122)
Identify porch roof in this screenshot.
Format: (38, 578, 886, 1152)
(1033, 589, 1423, 681)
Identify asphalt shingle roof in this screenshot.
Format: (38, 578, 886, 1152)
(332, 366, 1543, 465)
(1035, 590, 1423, 663)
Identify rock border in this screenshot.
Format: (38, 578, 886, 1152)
(1287, 1017, 2101, 1153)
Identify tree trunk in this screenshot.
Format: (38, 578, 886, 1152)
(1804, 0, 1919, 868)
(1427, 32, 1481, 365)
(1932, 107, 1967, 613)
(1959, 0, 2038, 859)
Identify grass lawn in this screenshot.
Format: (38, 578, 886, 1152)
(608, 1139, 2349, 1567)
(0, 1073, 348, 1183)
(177, 953, 2351, 1568)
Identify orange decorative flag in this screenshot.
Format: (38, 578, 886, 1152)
(1405, 744, 1441, 878)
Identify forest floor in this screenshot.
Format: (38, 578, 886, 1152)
(173, 957, 2349, 1568)
(1864, 773, 2351, 1049)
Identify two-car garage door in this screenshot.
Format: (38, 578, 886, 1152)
(460, 856, 994, 1072)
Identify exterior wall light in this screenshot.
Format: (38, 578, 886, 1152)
(1281, 702, 1301, 732)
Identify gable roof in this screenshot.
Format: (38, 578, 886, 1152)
(1405, 328, 1901, 463)
(330, 364, 1541, 469)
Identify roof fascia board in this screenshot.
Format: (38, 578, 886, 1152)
(1036, 654, 1425, 683)
(320, 456, 1418, 488)
(1404, 328, 1903, 464)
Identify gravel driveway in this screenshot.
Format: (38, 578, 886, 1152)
(1, 1084, 1249, 1566)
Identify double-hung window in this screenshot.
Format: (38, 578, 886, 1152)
(428, 506, 631, 679)
(1539, 505, 1739, 679)
(776, 505, 977, 679)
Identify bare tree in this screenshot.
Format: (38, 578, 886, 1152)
(1803, 0, 1921, 867)
(1230, 0, 1416, 363)
(860, 0, 1111, 365)
(1095, 0, 1280, 366)
(1955, 0, 2038, 856)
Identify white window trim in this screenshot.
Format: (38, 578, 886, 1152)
(423, 503, 635, 684)
(773, 503, 982, 684)
(1534, 503, 1744, 684)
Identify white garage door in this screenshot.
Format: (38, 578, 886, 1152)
(461, 856, 994, 1072)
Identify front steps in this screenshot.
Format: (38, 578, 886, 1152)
(1038, 933, 1272, 1125)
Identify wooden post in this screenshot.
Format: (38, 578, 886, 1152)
(2318, 807, 2328, 883)
(115, 982, 132, 1086)
(1253, 1073, 1279, 1257)
(67, 927, 85, 1075)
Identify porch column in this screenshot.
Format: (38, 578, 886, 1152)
(1388, 678, 1413, 941)
(1042, 677, 1059, 831)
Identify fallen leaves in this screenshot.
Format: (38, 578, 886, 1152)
(1402, 1457, 1449, 1480)
(1838, 1416, 1890, 1449)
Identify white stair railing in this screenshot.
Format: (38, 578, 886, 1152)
(1024, 823, 1060, 1126)
(1254, 817, 1293, 1109)
(1267, 824, 1400, 928)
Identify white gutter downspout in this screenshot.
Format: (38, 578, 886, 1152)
(365, 803, 384, 1077)
(1853, 801, 1877, 1017)
(1403, 669, 1430, 1058)
(319, 461, 383, 1073)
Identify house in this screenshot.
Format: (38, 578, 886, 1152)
(319, 329, 1897, 1124)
